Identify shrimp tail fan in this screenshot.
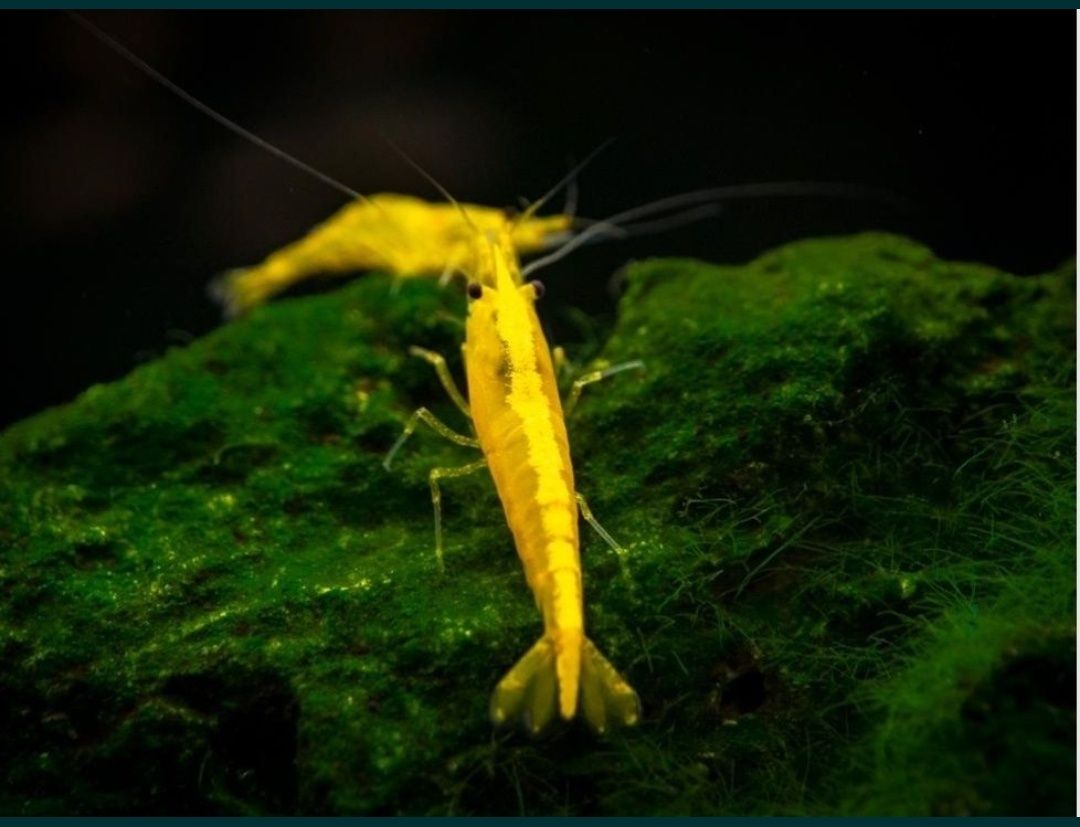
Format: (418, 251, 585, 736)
(491, 636, 639, 735)
(207, 264, 289, 318)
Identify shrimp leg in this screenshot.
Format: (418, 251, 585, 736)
(430, 459, 488, 571)
(408, 345, 471, 418)
(552, 345, 571, 382)
(383, 408, 479, 471)
(564, 360, 645, 417)
(575, 492, 633, 585)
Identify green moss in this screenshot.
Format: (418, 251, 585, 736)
(0, 233, 1073, 815)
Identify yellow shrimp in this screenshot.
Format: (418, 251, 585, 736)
(76, 11, 643, 733)
(385, 222, 641, 735)
(468, 230, 640, 734)
(210, 193, 571, 317)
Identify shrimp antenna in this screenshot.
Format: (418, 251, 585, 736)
(583, 181, 914, 230)
(67, 12, 364, 202)
(563, 161, 580, 219)
(522, 180, 915, 277)
(521, 220, 627, 278)
(520, 204, 724, 278)
(381, 136, 482, 235)
(514, 138, 616, 228)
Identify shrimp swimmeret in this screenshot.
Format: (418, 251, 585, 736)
(385, 223, 642, 735)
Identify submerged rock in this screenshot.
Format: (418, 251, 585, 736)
(0, 233, 1073, 815)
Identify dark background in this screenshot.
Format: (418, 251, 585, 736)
(1, 11, 1074, 428)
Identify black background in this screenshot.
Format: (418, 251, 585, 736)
(2, 11, 1075, 428)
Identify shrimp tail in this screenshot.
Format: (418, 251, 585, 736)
(579, 638, 640, 734)
(491, 637, 560, 735)
(208, 263, 292, 318)
(207, 267, 258, 318)
(490, 635, 639, 735)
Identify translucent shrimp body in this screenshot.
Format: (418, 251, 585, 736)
(463, 229, 639, 734)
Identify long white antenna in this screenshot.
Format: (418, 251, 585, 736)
(521, 181, 914, 277)
(515, 138, 616, 226)
(68, 12, 363, 202)
(381, 136, 483, 234)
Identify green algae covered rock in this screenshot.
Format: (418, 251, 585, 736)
(0, 233, 1073, 815)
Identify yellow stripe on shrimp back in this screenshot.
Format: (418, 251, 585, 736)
(210, 193, 570, 316)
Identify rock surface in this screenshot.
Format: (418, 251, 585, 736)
(0, 233, 1074, 815)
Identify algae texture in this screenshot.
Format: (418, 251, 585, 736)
(0, 233, 1074, 815)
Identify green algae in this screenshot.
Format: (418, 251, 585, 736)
(0, 233, 1073, 815)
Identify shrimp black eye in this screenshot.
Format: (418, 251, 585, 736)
(467, 283, 483, 300)
(530, 279, 545, 299)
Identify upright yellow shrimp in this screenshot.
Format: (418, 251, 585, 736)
(385, 220, 641, 735)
